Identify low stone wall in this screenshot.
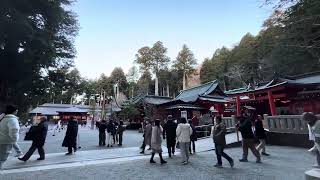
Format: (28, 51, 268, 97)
(266, 131, 313, 148)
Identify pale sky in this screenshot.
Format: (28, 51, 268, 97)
(72, 0, 272, 79)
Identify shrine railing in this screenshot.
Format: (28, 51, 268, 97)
(263, 114, 320, 134)
(195, 116, 237, 138)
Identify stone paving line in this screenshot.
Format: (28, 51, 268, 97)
(0, 146, 313, 180)
(2, 133, 241, 171)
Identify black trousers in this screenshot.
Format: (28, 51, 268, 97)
(99, 132, 106, 146)
(167, 140, 176, 157)
(118, 133, 123, 145)
(23, 142, 45, 160)
(189, 141, 196, 153)
(215, 144, 233, 165)
(68, 146, 77, 153)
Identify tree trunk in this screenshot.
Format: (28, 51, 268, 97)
(155, 74, 159, 96)
(182, 71, 186, 90)
(166, 83, 170, 97)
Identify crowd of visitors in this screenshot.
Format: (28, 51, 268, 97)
(2, 103, 320, 171)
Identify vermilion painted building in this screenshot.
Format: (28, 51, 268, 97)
(225, 72, 320, 116)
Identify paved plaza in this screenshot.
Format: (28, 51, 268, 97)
(0, 145, 314, 180)
(17, 126, 143, 154)
(0, 128, 315, 180)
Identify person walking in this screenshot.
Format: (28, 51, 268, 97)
(150, 119, 167, 164)
(188, 119, 197, 155)
(211, 116, 234, 168)
(106, 120, 115, 147)
(62, 117, 78, 155)
(255, 115, 270, 156)
(18, 116, 48, 162)
(140, 120, 152, 154)
(302, 112, 320, 168)
(236, 114, 261, 163)
(0, 112, 24, 158)
(0, 105, 20, 169)
(98, 120, 107, 146)
(176, 118, 192, 165)
(163, 115, 177, 158)
(117, 121, 125, 146)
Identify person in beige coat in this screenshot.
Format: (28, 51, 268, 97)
(150, 120, 167, 164)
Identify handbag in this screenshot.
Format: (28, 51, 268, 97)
(176, 142, 180, 149)
(24, 126, 34, 141)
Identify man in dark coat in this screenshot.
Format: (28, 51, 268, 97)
(117, 121, 125, 146)
(211, 116, 234, 168)
(18, 116, 48, 161)
(237, 114, 261, 163)
(163, 115, 177, 158)
(62, 117, 78, 155)
(188, 119, 197, 154)
(98, 120, 107, 146)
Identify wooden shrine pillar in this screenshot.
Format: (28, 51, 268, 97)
(267, 91, 277, 116)
(236, 96, 241, 116)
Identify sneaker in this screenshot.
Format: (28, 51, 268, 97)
(256, 159, 262, 163)
(239, 159, 248, 162)
(140, 151, 144, 154)
(37, 158, 45, 161)
(214, 164, 223, 168)
(14, 152, 23, 157)
(261, 152, 270, 156)
(150, 160, 156, 163)
(229, 159, 234, 168)
(182, 161, 188, 165)
(65, 152, 72, 155)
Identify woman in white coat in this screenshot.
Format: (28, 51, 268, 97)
(176, 117, 193, 165)
(0, 105, 20, 169)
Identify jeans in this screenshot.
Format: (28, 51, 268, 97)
(22, 142, 45, 160)
(189, 141, 196, 153)
(106, 133, 112, 145)
(13, 143, 22, 154)
(179, 142, 190, 162)
(0, 144, 13, 168)
(215, 144, 233, 165)
(242, 139, 260, 160)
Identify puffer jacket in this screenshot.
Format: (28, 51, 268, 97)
(176, 123, 193, 143)
(0, 114, 20, 144)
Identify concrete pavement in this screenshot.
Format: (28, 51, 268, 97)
(0, 145, 314, 180)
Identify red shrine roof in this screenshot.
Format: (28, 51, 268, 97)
(225, 72, 320, 96)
